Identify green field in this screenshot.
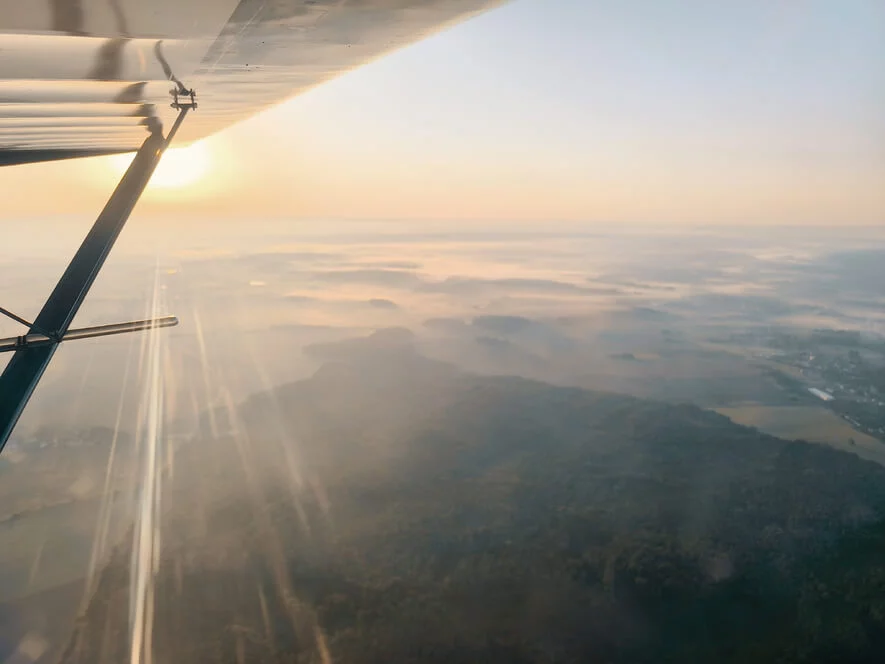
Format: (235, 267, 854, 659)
(716, 405, 885, 466)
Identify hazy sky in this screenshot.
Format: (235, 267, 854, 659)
(1, 0, 883, 225)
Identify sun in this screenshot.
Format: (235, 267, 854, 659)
(109, 141, 212, 190)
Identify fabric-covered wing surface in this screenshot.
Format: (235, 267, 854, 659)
(0, 0, 504, 165)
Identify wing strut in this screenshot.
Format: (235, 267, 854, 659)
(0, 101, 195, 453)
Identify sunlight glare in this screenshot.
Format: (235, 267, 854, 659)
(110, 141, 212, 190)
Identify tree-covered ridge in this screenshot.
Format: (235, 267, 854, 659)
(61, 349, 885, 663)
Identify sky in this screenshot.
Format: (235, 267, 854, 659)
(0, 0, 883, 225)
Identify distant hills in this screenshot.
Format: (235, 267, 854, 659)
(60, 330, 885, 663)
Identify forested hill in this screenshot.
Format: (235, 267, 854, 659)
(60, 335, 885, 663)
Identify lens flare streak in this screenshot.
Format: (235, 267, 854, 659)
(128, 264, 167, 664)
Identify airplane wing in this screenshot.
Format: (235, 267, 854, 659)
(0, 0, 505, 166)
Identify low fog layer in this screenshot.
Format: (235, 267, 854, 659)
(3, 223, 885, 435)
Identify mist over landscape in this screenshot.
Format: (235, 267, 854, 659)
(3, 221, 885, 662)
(5, 221, 885, 429)
(0, 0, 881, 659)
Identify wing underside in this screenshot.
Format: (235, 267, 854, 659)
(0, 0, 504, 165)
